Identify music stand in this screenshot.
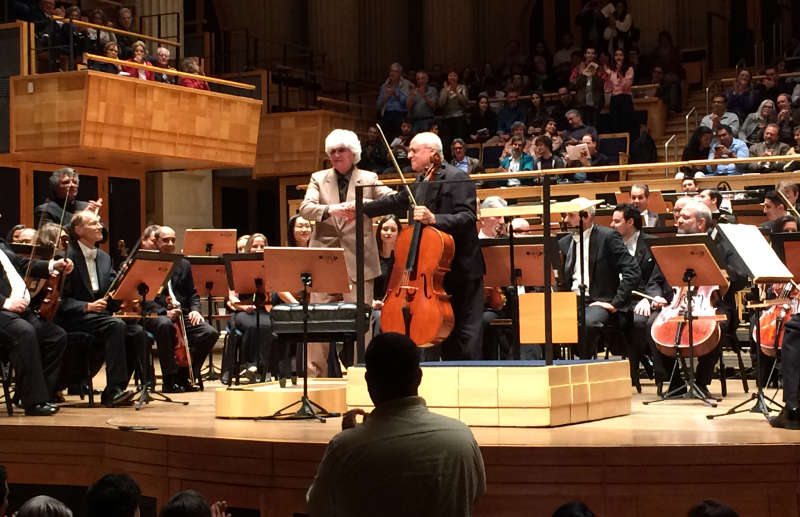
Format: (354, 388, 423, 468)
(260, 247, 350, 422)
(188, 255, 228, 381)
(222, 253, 268, 386)
(110, 250, 184, 410)
(644, 234, 728, 407)
(707, 224, 794, 420)
(182, 229, 237, 255)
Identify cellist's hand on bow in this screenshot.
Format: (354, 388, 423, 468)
(413, 206, 436, 225)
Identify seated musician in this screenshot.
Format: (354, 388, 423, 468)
(697, 189, 737, 225)
(478, 197, 511, 360)
(610, 204, 671, 392)
(58, 210, 142, 407)
(145, 226, 218, 391)
(771, 297, 800, 429)
(558, 198, 640, 359)
(760, 190, 789, 234)
(477, 196, 507, 240)
(657, 200, 748, 398)
(223, 233, 299, 384)
(0, 224, 72, 416)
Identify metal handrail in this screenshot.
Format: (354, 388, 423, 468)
(684, 106, 697, 146)
(663, 134, 677, 178)
(51, 15, 180, 47)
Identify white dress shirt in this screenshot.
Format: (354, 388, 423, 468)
(78, 240, 100, 292)
(0, 248, 30, 308)
(623, 231, 640, 257)
(571, 225, 593, 293)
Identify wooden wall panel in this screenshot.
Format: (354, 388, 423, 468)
(358, 0, 409, 84)
(10, 73, 85, 151)
(308, 0, 360, 83)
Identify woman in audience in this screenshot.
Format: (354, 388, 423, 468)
(17, 495, 72, 517)
(372, 214, 402, 335)
(739, 98, 776, 145)
(179, 57, 210, 90)
(544, 118, 564, 155)
(725, 69, 758, 122)
(605, 48, 635, 135)
(121, 40, 153, 80)
(287, 214, 312, 247)
(784, 126, 800, 171)
(91, 9, 116, 52)
(468, 94, 497, 143)
(89, 41, 122, 75)
(527, 91, 548, 127)
(677, 125, 713, 178)
(437, 69, 469, 154)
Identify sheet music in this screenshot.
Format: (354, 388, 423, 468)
(717, 224, 793, 283)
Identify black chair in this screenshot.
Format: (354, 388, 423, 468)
(718, 336, 749, 397)
(0, 348, 14, 416)
(58, 331, 99, 407)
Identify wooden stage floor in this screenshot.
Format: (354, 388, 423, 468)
(1, 372, 799, 517)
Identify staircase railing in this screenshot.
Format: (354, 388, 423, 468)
(684, 106, 697, 147)
(663, 134, 678, 178)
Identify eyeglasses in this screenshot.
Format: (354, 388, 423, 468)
(329, 147, 349, 155)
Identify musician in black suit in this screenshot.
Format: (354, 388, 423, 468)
(558, 198, 641, 359)
(610, 204, 672, 391)
(34, 168, 102, 226)
(145, 226, 218, 389)
(0, 237, 72, 415)
(362, 132, 485, 360)
(57, 210, 141, 407)
(629, 184, 667, 228)
(772, 313, 800, 428)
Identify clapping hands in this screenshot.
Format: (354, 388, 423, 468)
(329, 202, 356, 221)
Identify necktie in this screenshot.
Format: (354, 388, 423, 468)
(337, 173, 351, 203)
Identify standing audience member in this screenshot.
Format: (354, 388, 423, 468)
(725, 69, 758, 123)
(701, 95, 740, 136)
(406, 70, 437, 134)
(178, 58, 209, 90)
(86, 473, 141, 517)
(377, 63, 411, 139)
(437, 70, 469, 153)
(16, 496, 72, 517)
(605, 48, 635, 135)
(602, 1, 634, 54)
(307, 332, 486, 517)
(115, 7, 136, 59)
(571, 47, 605, 127)
(468, 94, 498, 143)
(372, 215, 402, 335)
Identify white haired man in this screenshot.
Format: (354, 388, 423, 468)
(362, 132, 485, 361)
(299, 129, 395, 376)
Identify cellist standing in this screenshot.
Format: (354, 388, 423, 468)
(361, 132, 485, 360)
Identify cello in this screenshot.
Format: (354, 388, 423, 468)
(375, 125, 455, 347)
(753, 281, 800, 357)
(651, 285, 722, 358)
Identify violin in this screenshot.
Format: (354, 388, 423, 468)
(754, 281, 800, 357)
(377, 125, 455, 347)
(650, 285, 722, 358)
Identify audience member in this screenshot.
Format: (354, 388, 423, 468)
(478, 77, 505, 112)
(776, 93, 799, 144)
(406, 70, 437, 134)
(450, 139, 481, 174)
(377, 63, 411, 139)
(739, 98, 776, 144)
(544, 118, 564, 153)
(359, 126, 390, 173)
(114, 7, 136, 59)
(570, 47, 605, 127)
(438, 70, 470, 153)
(678, 126, 714, 179)
(17, 495, 72, 517)
(499, 136, 533, 180)
(602, 1, 634, 54)
(532, 135, 567, 181)
(468, 94, 498, 143)
(757, 66, 783, 105)
(687, 499, 739, 517)
(460, 66, 480, 100)
(725, 69, 758, 122)
(497, 90, 528, 135)
(707, 125, 749, 175)
(681, 177, 699, 193)
(701, 95, 740, 136)
(150, 46, 176, 84)
(527, 91, 548, 126)
(575, 2, 606, 50)
(530, 55, 555, 92)
(649, 31, 684, 113)
(563, 109, 598, 145)
(388, 120, 413, 170)
(570, 133, 610, 181)
(89, 41, 122, 74)
(605, 48, 636, 134)
(158, 490, 217, 517)
(552, 33, 580, 68)
(548, 87, 576, 131)
(120, 40, 154, 80)
(748, 123, 790, 172)
(500, 121, 527, 159)
(553, 501, 595, 517)
(178, 57, 209, 90)
(90, 9, 116, 52)
(651, 64, 681, 114)
(306, 332, 486, 517)
(86, 473, 141, 517)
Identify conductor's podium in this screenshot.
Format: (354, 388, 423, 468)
(347, 360, 632, 427)
(10, 70, 262, 171)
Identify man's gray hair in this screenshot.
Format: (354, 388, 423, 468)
(451, 138, 466, 147)
(49, 167, 79, 197)
(411, 132, 444, 160)
(481, 196, 507, 209)
(686, 200, 713, 229)
(511, 121, 526, 131)
(566, 109, 581, 119)
(325, 129, 362, 164)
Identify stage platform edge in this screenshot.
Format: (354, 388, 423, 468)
(347, 360, 632, 427)
(215, 379, 347, 418)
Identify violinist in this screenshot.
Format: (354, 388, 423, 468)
(0, 223, 72, 415)
(362, 132, 485, 361)
(145, 226, 218, 391)
(657, 200, 748, 398)
(298, 129, 394, 376)
(609, 204, 671, 391)
(557, 198, 640, 360)
(57, 210, 142, 407)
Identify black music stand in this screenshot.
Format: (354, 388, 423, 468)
(182, 229, 237, 256)
(708, 224, 794, 420)
(188, 255, 228, 381)
(644, 234, 728, 407)
(222, 253, 268, 386)
(260, 247, 349, 422)
(110, 250, 185, 410)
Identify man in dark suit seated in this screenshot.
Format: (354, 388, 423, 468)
(145, 226, 218, 390)
(34, 168, 102, 226)
(0, 229, 73, 415)
(558, 197, 640, 359)
(630, 184, 667, 227)
(57, 210, 141, 407)
(610, 204, 672, 391)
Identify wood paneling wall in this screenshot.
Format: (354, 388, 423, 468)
(308, 0, 360, 83)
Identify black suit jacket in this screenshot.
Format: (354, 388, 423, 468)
(34, 199, 89, 226)
(633, 234, 672, 301)
(558, 225, 640, 310)
(363, 162, 485, 280)
(0, 241, 50, 309)
(150, 258, 201, 315)
(59, 242, 115, 317)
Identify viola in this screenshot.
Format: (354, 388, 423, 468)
(754, 282, 800, 357)
(650, 285, 721, 358)
(35, 230, 70, 322)
(376, 133, 455, 347)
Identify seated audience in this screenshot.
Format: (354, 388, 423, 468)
(90, 9, 116, 52)
(150, 46, 177, 84)
(687, 499, 740, 517)
(89, 41, 122, 74)
(651, 65, 681, 114)
(553, 501, 595, 517)
(748, 123, 790, 172)
(527, 91, 548, 126)
(468, 94, 498, 143)
(532, 135, 567, 177)
(548, 87, 575, 131)
(17, 495, 72, 517)
(478, 77, 505, 113)
(496, 90, 528, 135)
(178, 57, 209, 90)
(120, 40, 154, 80)
(306, 332, 486, 517)
(706, 125, 749, 176)
(700, 95, 740, 136)
(568, 133, 609, 182)
(678, 126, 714, 179)
(563, 109, 598, 146)
(725, 69, 758, 123)
(739, 99, 776, 145)
(86, 473, 141, 517)
(500, 121, 527, 159)
(757, 65, 783, 105)
(406, 70, 437, 134)
(498, 136, 534, 186)
(388, 120, 413, 171)
(359, 125, 390, 173)
(776, 93, 799, 144)
(543, 118, 564, 154)
(450, 139, 481, 174)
